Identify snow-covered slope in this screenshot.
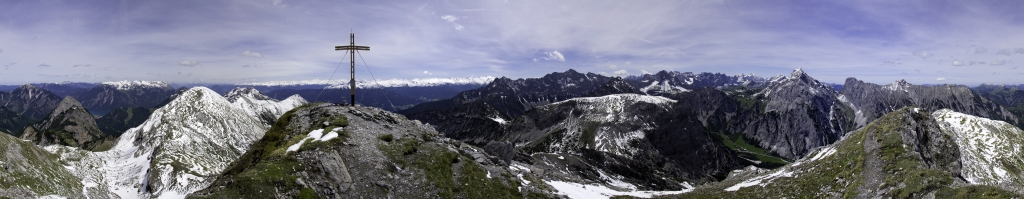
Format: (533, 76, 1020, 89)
(933, 109, 1024, 186)
(527, 93, 676, 156)
(46, 87, 272, 199)
(224, 87, 308, 124)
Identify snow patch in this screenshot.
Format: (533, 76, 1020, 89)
(287, 128, 341, 152)
(725, 169, 795, 191)
(545, 180, 693, 199)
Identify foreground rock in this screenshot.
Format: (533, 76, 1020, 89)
(191, 103, 554, 198)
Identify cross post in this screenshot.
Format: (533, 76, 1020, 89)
(335, 33, 370, 106)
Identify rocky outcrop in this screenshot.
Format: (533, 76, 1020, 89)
(20, 96, 113, 151)
(192, 104, 553, 198)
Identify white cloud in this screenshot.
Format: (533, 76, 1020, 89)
(37, 64, 50, 67)
(641, 70, 651, 75)
(454, 24, 464, 30)
(532, 58, 538, 62)
(441, 15, 458, 22)
(951, 60, 965, 66)
(102, 67, 117, 71)
(243, 50, 263, 58)
(1016, 48, 1024, 54)
(271, 0, 284, 6)
(613, 69, 628, 76)
(975, 47, 988, 54)
(179, 60, 200, 67)
(912, 51, 933, 59)
(936, 77, 946, 81)
(423, 70, 432, 75)
(990, 60, 1006, 65)
(997, 49, 1014, 56)
(541, 51, 565, 62)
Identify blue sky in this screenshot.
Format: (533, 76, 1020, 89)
(1, 0, 1023, 85)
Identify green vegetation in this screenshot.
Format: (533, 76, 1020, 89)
(379, 133, 395, 142)
(378, 137, 546, 198)
(194, 104, 352, 198)
(935, 185, 1019, 199)
(713, 133, 790, 168)
(0, 133, 83, 197)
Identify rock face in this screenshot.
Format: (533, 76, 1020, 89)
(0, 84, 63, 123)
(20, 96, 113, 151)
(192, 104, 553, 198)
(730, 69, 856, 159)
(585, 77, 643, 97)
(74, 80, 177, 115)
(0, 133, 83, 198)
(840, 78, 1019, 128)
(45, 87, 277, 199)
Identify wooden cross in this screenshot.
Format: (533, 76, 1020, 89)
(335, 33, 370, 106)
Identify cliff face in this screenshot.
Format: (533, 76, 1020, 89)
(728, 69, 856, 159)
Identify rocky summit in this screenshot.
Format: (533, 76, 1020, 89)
(20, 96, 113, 151)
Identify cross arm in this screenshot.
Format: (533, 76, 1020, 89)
(335, 46, 370, 51)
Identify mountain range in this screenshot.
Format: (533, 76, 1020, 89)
(3, 69, 1024, 198)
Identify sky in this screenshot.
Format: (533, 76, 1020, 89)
(2, 0, 1024, 85)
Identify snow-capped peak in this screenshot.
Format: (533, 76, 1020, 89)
(790, 68, 805, 78)
(224, 87, 273, 102)
(101, 80, 171, 91)
(883, 79, 912, 92)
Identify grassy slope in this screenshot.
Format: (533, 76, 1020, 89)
(672, 108, 1017, 198)
(190, 104, 349, 198)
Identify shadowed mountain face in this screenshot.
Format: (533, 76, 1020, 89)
(20, 96, 113, 151)
(1, 84, 63, 123)
(73, 81, 177, 115)
(840, 78, 1020, 129)
(402, 69, 613, 119)
(726, 69, 857, 159)
(95, 107, 152, 137)
(0, 106, 28, 136)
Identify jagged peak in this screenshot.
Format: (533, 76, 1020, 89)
(789, 68, 808, 79)
(51, 96, 86, 116)
(883, 79, 913, 92)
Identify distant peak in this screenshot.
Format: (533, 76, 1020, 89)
(790, 68, 806, 78)
(224, 87, 273, 102)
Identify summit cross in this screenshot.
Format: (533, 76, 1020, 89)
(334, 33, 370, 106)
